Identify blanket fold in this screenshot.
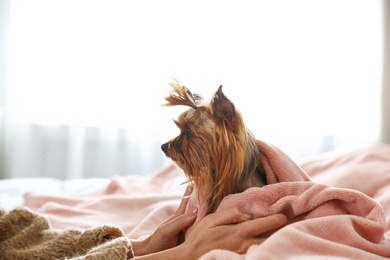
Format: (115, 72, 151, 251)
(187, 141, 390, 259)
(0, 207, 134, 260)
(2, 141, 390, 259)
(211, 183, 388, 258)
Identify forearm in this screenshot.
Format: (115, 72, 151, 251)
(132, 244, 197, 260)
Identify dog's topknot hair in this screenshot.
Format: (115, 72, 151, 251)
(163, 77, 203, 109)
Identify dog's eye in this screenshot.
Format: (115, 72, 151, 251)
(185, 127, 192, 137)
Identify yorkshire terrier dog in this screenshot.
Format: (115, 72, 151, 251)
(161, 79, 267, 214)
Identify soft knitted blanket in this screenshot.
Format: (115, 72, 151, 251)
(0, 207, 134, 259)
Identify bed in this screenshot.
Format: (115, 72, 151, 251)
(1, 142, 390, 259)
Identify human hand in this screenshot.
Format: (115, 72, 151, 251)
(131, 184, 198, 256)
(179, 208, 287, 259)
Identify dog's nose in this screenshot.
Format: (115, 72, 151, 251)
(161, 143, 169, 153)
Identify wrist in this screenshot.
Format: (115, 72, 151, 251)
(173, 241, 200, 260)
(130, 237, 150, 256)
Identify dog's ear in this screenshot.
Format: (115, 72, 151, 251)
(211, 85, 235, 124)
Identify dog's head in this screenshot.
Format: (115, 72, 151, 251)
(161, 79, 264, 213)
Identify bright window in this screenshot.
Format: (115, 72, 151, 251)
(4, 0, 383, 177)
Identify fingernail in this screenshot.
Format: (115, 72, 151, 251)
(244, 213, 254, 220)
(189, 208, 198, 216)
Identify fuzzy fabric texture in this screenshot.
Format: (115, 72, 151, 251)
(2, 142, 390, 259)
(184, 140, 390, 259)
(0, 206, 134, 260)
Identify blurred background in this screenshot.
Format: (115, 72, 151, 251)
(0, 0, 388, 179)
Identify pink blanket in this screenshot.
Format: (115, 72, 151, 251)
(24, 142, 390, 259)
(25, 164, 188, 239)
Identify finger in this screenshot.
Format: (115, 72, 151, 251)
(174, 184, 194, 216)
(240, 214, 288, 236)
(183, 183, 194, 197)
(205, 208, 249, 227)
(259, 214, 288, 231)
(161, 212, 197, 237)
(162, 185, 195, 224)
